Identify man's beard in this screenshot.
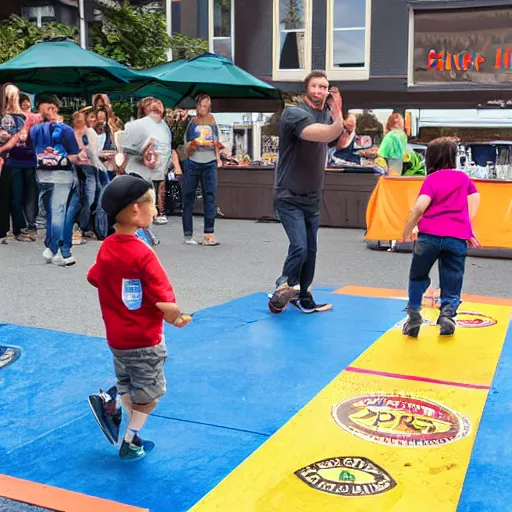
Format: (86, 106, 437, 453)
(305, 94, 325, 110)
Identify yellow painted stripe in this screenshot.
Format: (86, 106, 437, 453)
(190, 303, 510, 512)
(353, 302, 511, 387)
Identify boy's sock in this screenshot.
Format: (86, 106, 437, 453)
(123, 410, 149, 443)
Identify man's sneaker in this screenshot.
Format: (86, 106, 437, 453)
(42, 247, 54, 263)
(290, 294, 333, 314)
(51, 250, 76, 267)
(88, 386, 122, 445)
(119, 434, 155, 461)
(184, 236, 199, 245)
(153, 215, 168, 225)
(201, 234, 219, 246)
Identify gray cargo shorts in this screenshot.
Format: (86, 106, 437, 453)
(109, 340, 167, 404)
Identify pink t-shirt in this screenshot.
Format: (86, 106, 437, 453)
(417, 169, 478, 240)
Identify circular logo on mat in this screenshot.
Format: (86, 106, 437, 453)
(332, 394, 470, 447)
(455, 311, 497, 328)
(295, 456, 397, 496)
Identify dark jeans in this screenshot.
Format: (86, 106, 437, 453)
(78, 166, 97, 232)
(408, 233, 467, 317)
(0, 166, 12, 238)
(11, 167, 38, 235)
(275, 190, 321, 297)
(182, 160, 217, 236)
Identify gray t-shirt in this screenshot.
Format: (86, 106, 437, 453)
(184, 118, 219, 164)
(275, 102, 331, 195)
(122, 116, 172, 182)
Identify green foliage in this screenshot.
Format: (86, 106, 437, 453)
(111, 100, 136, 124)
(0, 15, 77, 64)
(169, 33, 208, 60)
(92, 1, 172, 69)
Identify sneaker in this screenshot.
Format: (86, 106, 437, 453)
(88, 386, 122, 445)
(291, 294, 333, 314)
(72, 230, 84, 245)
(201, 234, 220, 246)
(184, 236, 199, 245)
(402, 309, 423, 338)
(438, 315, 456, 336)
(42, 247, 54, 263)
(119, 434, 155, 461)
(51, 250, 76, 267)
(153, 216, 168, 225)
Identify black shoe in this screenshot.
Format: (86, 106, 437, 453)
(291, 294, 332, 314)
(402, 309, 422, 338)
(438, 315, 456, 336)
(88, 385, 122, 445)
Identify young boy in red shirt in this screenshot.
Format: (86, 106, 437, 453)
(87, 174, 191, 461)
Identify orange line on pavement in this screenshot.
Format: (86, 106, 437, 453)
(0, 474, 148, 512)
(333, 285, 512, 306)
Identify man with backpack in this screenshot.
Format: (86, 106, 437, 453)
(30, 94, 81, 266)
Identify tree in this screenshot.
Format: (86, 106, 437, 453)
(92, 1, 208, 68)
(0, 15, 77, 64)
(169, 33, 208, 61)
(92, 1, 171, 68)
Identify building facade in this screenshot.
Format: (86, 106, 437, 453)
(187, 0, 512, 110)
(3, 0, 512, 110)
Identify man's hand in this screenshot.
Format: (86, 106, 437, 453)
(327, 87, 343, 122)
(468, 236, 481, 248)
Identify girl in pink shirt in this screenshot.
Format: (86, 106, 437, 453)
(402, 137, 481, 337)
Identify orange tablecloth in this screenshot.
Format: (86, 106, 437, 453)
(365, 176, 512, 248)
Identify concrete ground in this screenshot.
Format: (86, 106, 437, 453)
(1, 216, 511, 337)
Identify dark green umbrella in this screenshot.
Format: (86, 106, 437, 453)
(136, 53, 282, 107)
(0, 38, 158, 97)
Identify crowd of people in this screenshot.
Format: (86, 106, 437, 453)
(0, 86, 223, 264)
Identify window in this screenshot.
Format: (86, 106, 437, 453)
(326, 0, 371, 80)
(209, 0, 234, 61)
(273, 0, 312, 81)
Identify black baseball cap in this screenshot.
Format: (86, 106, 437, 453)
(101, 174, 152, 223)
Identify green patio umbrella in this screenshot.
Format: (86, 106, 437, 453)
(136, 53, 282, 107)
(0, 37, 160, 97)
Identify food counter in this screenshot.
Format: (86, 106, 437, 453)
(365, 176, 512, 258)
(203, 165, 381, 228)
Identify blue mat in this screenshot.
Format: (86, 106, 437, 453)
(457, 312, 512, 512)
(0, 292, 404, 511)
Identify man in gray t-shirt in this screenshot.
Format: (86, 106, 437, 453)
(269, 71, 346, 314)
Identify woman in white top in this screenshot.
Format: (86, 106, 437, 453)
(72, 111, 104, 243)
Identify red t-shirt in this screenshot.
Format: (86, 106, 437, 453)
(87, 234, 176, 350)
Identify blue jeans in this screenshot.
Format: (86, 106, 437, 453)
(408, 233, 467, 317)
(78, 166, 97, 232)
(38, 170, 81, 258)
(275, 191, 321, 297)
(182, 160, 217, 236)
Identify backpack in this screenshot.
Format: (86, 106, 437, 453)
(31, 122, 69, 169)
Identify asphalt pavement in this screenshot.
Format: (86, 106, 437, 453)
(1, 217, 511, 337)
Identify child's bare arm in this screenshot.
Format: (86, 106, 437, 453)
(403, 194, 431, 240)
(468, 192, 481, 219)
(156, 302, 181, 324)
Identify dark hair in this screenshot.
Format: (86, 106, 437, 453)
(19, 93, 30, 105)
(195, 93, 211, 105)
(35, 93, 60, 108)
(425, 137, 458, 174)
(303, 70, 328, 90)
